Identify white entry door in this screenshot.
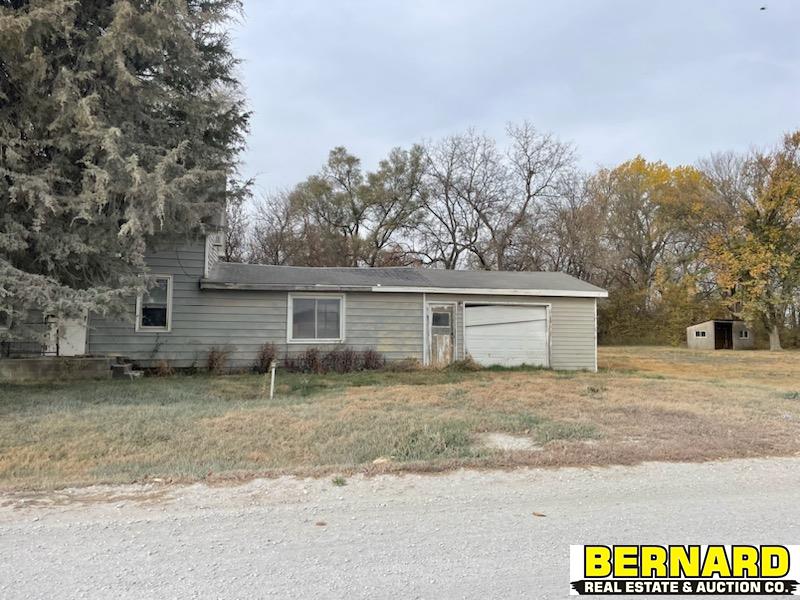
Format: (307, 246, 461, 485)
(464, 305, 548, 367)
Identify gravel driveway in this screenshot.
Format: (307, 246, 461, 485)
(1, 458, 798, 599)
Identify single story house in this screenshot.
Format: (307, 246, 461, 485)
(686, 319, 753, 350)
(12, 233, 609, 371)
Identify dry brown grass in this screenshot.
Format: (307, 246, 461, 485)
(1, 346, 799, 491)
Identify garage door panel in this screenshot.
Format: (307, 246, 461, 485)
(465, 305, 548, 368)
(465, 305, 547, 327)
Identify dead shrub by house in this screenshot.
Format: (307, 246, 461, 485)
(153, 359, 175, 377)
(207, 346, 230, 374)
(284, 347, 386, 373)
(361, 348, 386, 370)
(323, 347, 360, 374)
(284, 348, 325, 374)
(448, 356, 482, 372)
(303, 348, 324, 374)
(383, 357, 421, 372)
(283, 353, 300, 373)
(254, 343, 277, 374)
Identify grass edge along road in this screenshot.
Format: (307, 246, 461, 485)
(1, 346, 799, 491)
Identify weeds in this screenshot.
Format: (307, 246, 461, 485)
(361, 348, 385, 370)
(207, 346, 230, 374)
(152, 360, 174, 377)
(283, 347, 387, 374)
(254, 343, 277, 374)
(331, 475, 347, 487)
(3, 347, 800, 490)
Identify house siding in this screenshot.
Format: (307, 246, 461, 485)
(423, 293, 597, 371)
(87, 240, 597, 371)
(87, 240, 424, 368)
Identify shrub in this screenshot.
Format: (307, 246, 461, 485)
(283, 353, 301, 373)
(383, 357, 421, 372)
(448, 356, 482, 372)
(284, 347, 387, 374)
(254, 343, 277, 374)
(153, 359, 174, 377)
(323, 347, 359, 374)
(284, 348, 324, 374)
(361, 348, 385, 371)
(207, 346, 229, 374)
(302, 348, 324, 374)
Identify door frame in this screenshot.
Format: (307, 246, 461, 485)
(462, 301, 552, 368)
(714, 321, 733, 350)
(424, 301, 457, 366)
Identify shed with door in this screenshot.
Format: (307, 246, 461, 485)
(686, 319, 754, 350)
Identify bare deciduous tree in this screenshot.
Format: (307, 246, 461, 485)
(223, 197, 249, 263)
(248, 191, 302, 265)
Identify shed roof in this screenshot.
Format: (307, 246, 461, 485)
(688, 319, 744, 327)
(201, 263, 608, 298)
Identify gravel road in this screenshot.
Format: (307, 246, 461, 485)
(1, 457, 798, 599)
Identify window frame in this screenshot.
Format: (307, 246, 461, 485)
(431, 310, 452, 329)
(287, 293, 345, 344)
(695, 330, 706, 338)
(135, 274, 173, 333)
(739, 329, 749, 339)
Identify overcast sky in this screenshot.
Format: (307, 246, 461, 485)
(232, 0, 799, 193)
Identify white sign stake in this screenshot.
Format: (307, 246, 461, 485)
(269, 360, 276, 400)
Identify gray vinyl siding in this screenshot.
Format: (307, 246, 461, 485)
(425, 293, 597, 371)
(87, 239, 596, 371)
(203, 232, 222, 277)
(87, 240, 424, 368)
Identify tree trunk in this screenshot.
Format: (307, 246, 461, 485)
(769, 324, 783, 351)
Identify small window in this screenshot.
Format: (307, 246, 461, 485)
(0, 310, 10, 330)
(431, 311, 451, 328)
(739, 330, 749, 339)
(695, 330, 706, 338)
(136, 275, 173, 332)
(289, 295, 344, 342)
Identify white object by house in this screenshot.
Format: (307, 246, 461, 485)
(44, 315, 88, 357)
(464, 304, 549, 367)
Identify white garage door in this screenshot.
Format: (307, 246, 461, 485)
(464, 305, 548, 367)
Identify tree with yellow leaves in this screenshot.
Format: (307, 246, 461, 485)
(591, 156, 709, 305)
(704, 132, 800, 350)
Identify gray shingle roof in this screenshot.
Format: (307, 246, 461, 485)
(201, 263, 607, 297)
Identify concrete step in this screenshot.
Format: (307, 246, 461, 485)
(111, 363, 138, 379)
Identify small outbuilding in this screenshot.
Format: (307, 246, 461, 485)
(686, 319, 754, 350)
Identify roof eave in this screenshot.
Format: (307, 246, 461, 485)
(370, 285, 608, 298)
(200, 280, 608, 297)
(200, 280, 373, 292)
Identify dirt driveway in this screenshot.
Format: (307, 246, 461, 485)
(1, 457, 798, 599)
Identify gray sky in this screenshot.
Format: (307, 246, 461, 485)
(232, 0, 799, 192)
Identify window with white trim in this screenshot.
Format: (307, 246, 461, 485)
(695, 330, 706, 337)
(288, 295, 344, 342)
(739, 330, 749, 339)
(136, 275, 173, 332)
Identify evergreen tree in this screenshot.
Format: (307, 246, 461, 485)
(0, 0, 248, 335)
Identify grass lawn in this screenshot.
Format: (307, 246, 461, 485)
(1, 346, 799, 490)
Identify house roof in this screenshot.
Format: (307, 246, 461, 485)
(201, 263, 608, 298)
